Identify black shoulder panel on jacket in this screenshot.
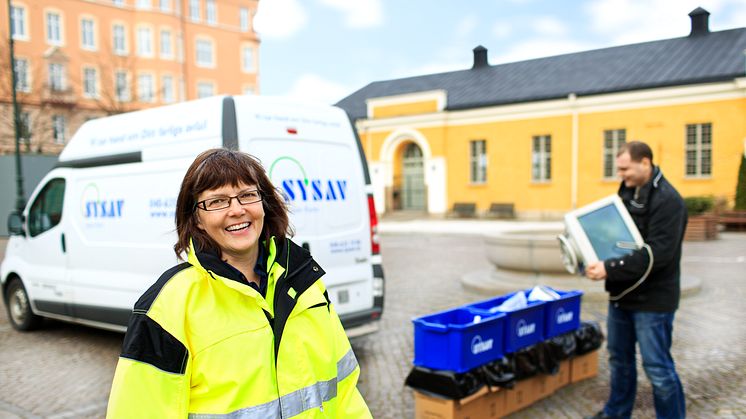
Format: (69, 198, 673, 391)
(120, 313, 188, 374)
(134, 262, 192, 311)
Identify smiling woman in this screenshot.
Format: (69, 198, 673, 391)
(106, 148, 372, 418)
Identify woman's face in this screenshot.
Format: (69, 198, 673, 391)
(195, 182, 265, 260)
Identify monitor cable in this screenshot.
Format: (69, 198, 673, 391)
(608, 241, 653, 302)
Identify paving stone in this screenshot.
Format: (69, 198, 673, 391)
(1, 232, 745, 418)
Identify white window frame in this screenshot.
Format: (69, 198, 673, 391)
(82, 67, 99, 98)
(161, 74, 175, 103)
(685, 123, 712, 178)
(115, 70, 130, 102)
(532, 135, 551, 182)
(241, 45, 255, 73)
(136, 0, 152, 10)
(52, 115, 67, 143)
(112, 23, 128, 55)
(159, 0, 171, 12)
(11, 5, 29, 41)
(80, 17, 97, 51)
(45, 10, 64, 46)
(159, 29, 173, 59)
(136, 26, 154, 57)
(195, 38, 214, 67)
(239, 7, 250, 32)
(469, 139, 487, 184)
(206, 0, 217, 24)
(48, 63, 66, 91)
(189, 0, 200, 21)
(603, 129, 626, 179)
(14, 58, 31, 93)
(197, 81, 214, 98)
(113, 0, 125, 6)
(137, 73, 156, 103)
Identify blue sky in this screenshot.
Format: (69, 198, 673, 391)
(254, 0, 746, 104)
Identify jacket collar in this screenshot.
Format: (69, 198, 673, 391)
(619, 165, 663, 211)
(186, 238, 269, 286)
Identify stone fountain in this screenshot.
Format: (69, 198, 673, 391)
(461, 227, 701, 300)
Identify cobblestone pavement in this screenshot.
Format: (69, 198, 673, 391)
(1, 231, 745, 418)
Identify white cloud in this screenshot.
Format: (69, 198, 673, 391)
(493, 21, 513, 39)
(254, 0, 307, 39)
(283, 74, 352, 104)
(455, 15, 479, 38)
(532, 16, 567, 36)
(584, 0, 740, 45)
(318, 0, 383, 28)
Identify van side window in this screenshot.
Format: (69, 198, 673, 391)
(28, 178, 66, 237)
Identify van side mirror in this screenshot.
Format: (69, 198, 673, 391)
(7, 211, 25, 236)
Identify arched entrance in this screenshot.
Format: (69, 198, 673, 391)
(401, 143, 425, 210)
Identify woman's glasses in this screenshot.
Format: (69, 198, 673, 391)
(195, 189, 262, 211)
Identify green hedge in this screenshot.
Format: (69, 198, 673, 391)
(736, 155, 746, 210)
(684, 196, 715, 216)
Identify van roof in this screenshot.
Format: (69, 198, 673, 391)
(58, 95, 351, 167)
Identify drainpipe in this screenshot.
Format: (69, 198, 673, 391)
(569, 93, 578, 209)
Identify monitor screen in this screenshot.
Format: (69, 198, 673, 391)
(576, 203, 636, 261)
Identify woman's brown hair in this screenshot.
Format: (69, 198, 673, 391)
(174, 148, 292, 259)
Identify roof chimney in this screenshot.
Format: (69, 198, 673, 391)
(472, 45, 489, 69)
(689, 7, 710, 36)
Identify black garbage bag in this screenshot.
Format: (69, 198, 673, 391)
(404, 366, 484, 400)
(478, 357, 516, 389)
(574, 320, 605, 355)
(508, 344, 541, 380)
(545, 332, 577, 362)
(534, 341, 560, 375)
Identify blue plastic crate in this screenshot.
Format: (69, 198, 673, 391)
(543, 289, 583, 339)
(466, 291, 545, 353)
(412, 307, 505, 372)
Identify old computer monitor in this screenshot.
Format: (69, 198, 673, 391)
(563, 194, 644, 266)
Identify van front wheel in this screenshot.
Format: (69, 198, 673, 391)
(5, 278, 43, 331)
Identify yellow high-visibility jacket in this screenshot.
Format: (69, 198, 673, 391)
(107, 237, 371, 418)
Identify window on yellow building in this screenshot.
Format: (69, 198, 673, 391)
(686, 123, 712, 177)
(603, 129, 626, 179)
(532, 135, 551, 182)
(470, 140, 487, 184)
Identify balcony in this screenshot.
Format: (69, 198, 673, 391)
(41, 85, 77, 107)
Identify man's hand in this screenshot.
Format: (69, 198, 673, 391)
(585, 261, 607, 281)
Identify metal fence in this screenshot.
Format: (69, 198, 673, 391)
(0, 155, 58, 236)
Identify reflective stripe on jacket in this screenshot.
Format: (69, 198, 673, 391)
(107, 237, 371, 418)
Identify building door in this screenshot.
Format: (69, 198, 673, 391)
(402, 143, 426, 210)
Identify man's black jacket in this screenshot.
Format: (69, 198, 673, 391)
(603, 166, 688, 312)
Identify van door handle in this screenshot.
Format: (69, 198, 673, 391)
(61, 233, 66, 253)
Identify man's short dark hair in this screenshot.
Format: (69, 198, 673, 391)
(618, 141, 653, 163)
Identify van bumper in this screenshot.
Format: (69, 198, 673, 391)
(341, 307, 382, 339)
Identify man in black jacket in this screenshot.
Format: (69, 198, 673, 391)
(584, 141, 687, 419)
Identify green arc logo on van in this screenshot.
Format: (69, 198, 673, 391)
(81, 182, 124, 218)
(269, 156, 349, 202)
(269, 156, 308, 186)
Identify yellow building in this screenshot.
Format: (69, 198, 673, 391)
(0, 0, 260, 155)
(337, 8, 746, 218)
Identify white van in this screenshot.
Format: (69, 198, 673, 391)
(1, 95, 384, 337)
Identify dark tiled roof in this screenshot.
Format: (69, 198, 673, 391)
(336, 28, 746, 121)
